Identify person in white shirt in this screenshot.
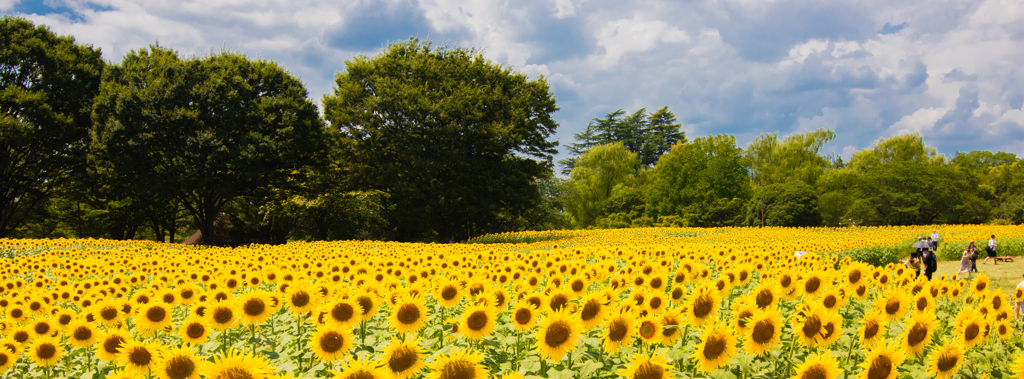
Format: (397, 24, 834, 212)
(983, 234, 998, 265)
(931, 230, 940, 250)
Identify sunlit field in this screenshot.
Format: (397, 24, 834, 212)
(1, 224, 1023, 379)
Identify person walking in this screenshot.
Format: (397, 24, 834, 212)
(957, 247, 975, 279)
(931, 229, 940, 250)
(905, 251, 922, 277)
(923, 248, 938, 280)
(983, 234, 999, 265)
(967, 241, 979, 273)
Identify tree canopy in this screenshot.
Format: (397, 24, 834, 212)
(559, 106, 684, 173)
(0, 17, 104, 237)
(91, 45, 326, 245)
(323, 39, 559, 242)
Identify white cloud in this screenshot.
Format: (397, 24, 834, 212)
(591, 13, 690, 69)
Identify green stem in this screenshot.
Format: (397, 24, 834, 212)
(251, 324, 257, 356)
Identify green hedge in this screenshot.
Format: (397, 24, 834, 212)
(830, 240, 913, 267)
(938, 237, 1024, 261)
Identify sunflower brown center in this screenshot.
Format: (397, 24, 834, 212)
(993, 297, 1003, 309)
(650, 277, 663, 290)
(515, 308, 533, 325)
(848, 270, 861, 285)
(639, 321, 657, 339)
(319, 331, 344, 353)
(693, 294, 713, 319)
(165, 355, 196, 379)
(884, 298, 900, 315)
(217, 367, 254, 379)
(936, 351, 959, 371)
(101, 306, 119, 321)
(907, 322, 928, 347)
(964, 323, 979, 341)
(823, 295, 837, 309)
(467, 311, 487, 331)
(571, 280, 585, 292)
(179, 322, 203, 338)
(801, 315, 821, 338)
(703, 333, 726, 359)
(440, 359, 476, 379)
(866, 355, 892, 379)
(581, 299, 601, 321)
(804, 277, 821, 294)
(441, 286, 458, 301)
(0, 353, 7, 366)
(755, 289, 774, 309)
(671, 288, 684, 300)
(634, 361, 664, 379)
(10, 309, 22, 319)
(397, 304, 421, 324)
(163, 294, 175, 304)
(737, 310, 753, 329)
(388, 345, 418, 372)
(103, 335, 125, 354)
(332, 303, 355, 322)
(863, 322, 879, 340)
(73, 326, 92, 341)
(243, 298, 265, 316)
(213, 308, 233, 324)
(650, 297, 663, 310)
(12, 331, 28, 343)
(549, 294, 568, 311)
(36, 343, 56, 360)
(608, 318, 629, 341)
(545, 321, 571, 347)
(356, 297, 373, 315)
(129, 346, 152, 366)
(799, 363, 828, 379)
(291, 292, 311, 308)
(147, 306, 167, 322)
(916, 297, 928, 311)
(58, 314, 72, 325)
(34, 322, 50, 335)
(753, 319, 775, 344)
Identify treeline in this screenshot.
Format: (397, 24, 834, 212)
(554, 121, 1024, 229)
(4, 18, 1021, 245)
(2, 18, 560, 244)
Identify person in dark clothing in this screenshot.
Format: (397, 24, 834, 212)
(923, 249, 938, 280)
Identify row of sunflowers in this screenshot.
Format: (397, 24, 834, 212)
(1, 225, 1023, 379)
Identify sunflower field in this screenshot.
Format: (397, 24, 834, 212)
(1, 225, 1024, 379)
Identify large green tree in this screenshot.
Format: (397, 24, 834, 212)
(0, 17, 104, 237)
(323, 39, 559, 242)
(745, 128, 837, 187)
(645, 135, 750, 227)
(91, 45, 326, 245)
(743, 180, 822, 227)
(562, 143, 639, 228)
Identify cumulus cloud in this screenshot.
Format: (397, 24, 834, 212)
(4, 0, 1023, 160)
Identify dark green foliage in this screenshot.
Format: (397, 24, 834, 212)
(323, 39, 559, 242)
(645, 135, 751, 227)
(744, 180, 822, 227)
(0, 17, 104, 237)
(91, 45, 327, 245)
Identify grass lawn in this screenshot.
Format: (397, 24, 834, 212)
(936, 258, 1024, 293)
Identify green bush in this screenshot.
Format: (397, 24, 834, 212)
(833, 243, 908, 267)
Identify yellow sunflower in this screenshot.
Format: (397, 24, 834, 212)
(603, 313, 636, 353)
(425, 348, 487, 379)
(926, 338, 963, 379)
(636, 315, 663, 345)
(200, 349, 275, 379)
(236, 290, 273, 326)
(155, 346, 203, 379)
(659, 308, 683, 345)
(577, 292, 608, 329)
(511, 304, 538, 332)
(94, 329, 130, 362)
(858, 310, 886, 347)
(286, 282, 320, 315)
(744, 307, 781, 357)
(791, 351, 840, 379)
(899, 310, 937, 358)
(66, 319, 98, 348)
(0, 348, 13, 375)
(324, 298, 363, 328)
(956, 313, 986, 350)
(136, 303, 174, 333)
(310, 324, 354, 363)
(617, 352, 675, 379)
(376, 337, 427, 379)
(874, 290, 910, 322)
(533, 308, 582, 362)
(179, 315, 211, 345)
(207, 302, 237, 331)
(390, 295, 430, 334)
(461, 304, 496, 341)
(118, 340, 165, 375)
(691, 321, 735, 374)
(683, 285, 720, 328)
(857, 341, 905, 379)
(435, 279, 464, 308)
(792, 303, 827, 348)
(332, 354, 390, 379)
(29, 337, 62, 367)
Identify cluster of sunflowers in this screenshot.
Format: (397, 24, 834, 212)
(0, 224, 1023, 379)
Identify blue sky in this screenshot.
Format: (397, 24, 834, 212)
(5, 0, 1023, 162)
